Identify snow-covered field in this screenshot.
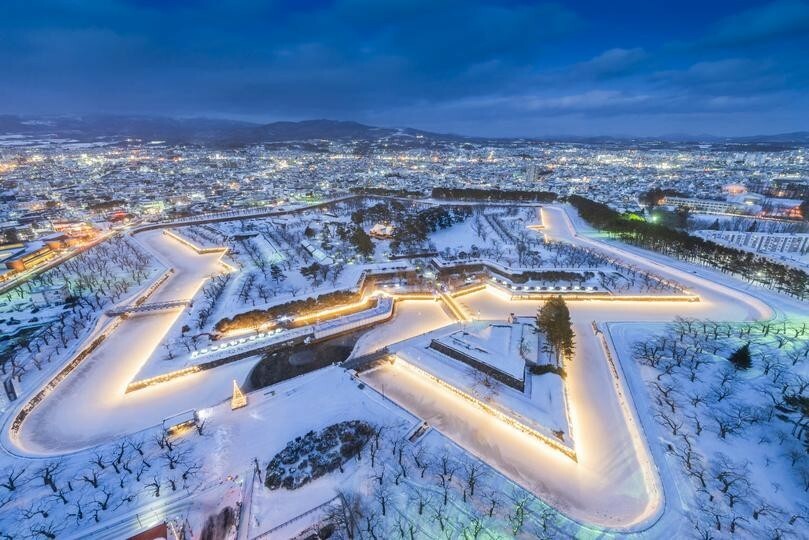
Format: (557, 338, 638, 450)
(361, 310, 658, 527)
(384, 323, 571, 443)
(1, 198, 805, 539)
(434, 323, 527, 380)
(610, 320, 809, 538)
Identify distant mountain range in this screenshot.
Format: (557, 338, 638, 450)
(0, 114, 807, 147)
(0, 115, 462, 146)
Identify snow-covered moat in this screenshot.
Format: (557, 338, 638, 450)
(1, 202, 805, 539)
(10, 230, 243, 453)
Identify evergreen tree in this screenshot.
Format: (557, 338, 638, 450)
(567, 196, 809, 300)
(728, 343, 752, 370)
(270, 264, 285, 284)
(350, 227, 374, 258)
(537, 296, 575, 366)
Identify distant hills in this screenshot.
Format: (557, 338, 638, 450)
(0, 114, 806, 147)
(723, 132, 809, 144)
(0, 115, 462, 146)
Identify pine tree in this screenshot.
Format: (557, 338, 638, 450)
(537, 296, 575, 366)
(351, 227, 374, 257)
(728, 343, 752, 370)
(270, 264, 285, 284)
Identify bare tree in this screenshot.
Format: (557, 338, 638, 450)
(408, 486, 432, 517)
(436, 454, 457, 506)
(80, 468, 101, 489)
(128, 437, 146, 456)
(145, 476, 161, 497)
(37, 461, 63, 493)
(28, 519, 64, 539)
(89, 452, 107, 470)
(66, 496, 86, 524)
(94, 487, 112, 511)
(463, 460, 484, 497)
(411, 446, 430, 479)
(655, 410, 684, 436)
(713, 454, 750, 497)
(430, 502, 447, 532)
(374, 484, 391, 517)
(508, 493, 530, 536)
(0, 466, 28, 492)
(22, 501, 51, 520)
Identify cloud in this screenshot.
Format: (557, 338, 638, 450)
(0, 0, 583, 109)
(528, 47, 649, 89)
(0, 0, 807, 135)
(651, 58, 790, 94)
(703, 0, 809, 47)
(433, 90, 654, 118)
(572, 48, 649, 79)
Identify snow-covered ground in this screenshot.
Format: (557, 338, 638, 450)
(433, 323, 527, 380)
(191, 367, 422, 537)
(382, 321, 571, 444)
(349, 206, 789, 529)
(350, 299, 453, 357)
(360, 310, 658, 527)
(609, 320, 809, 538)
(2, 198, 805, 538)
(10, 230, 249, 454)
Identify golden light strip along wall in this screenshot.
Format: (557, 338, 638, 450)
(487, 282, 699, 302)
(293, 298, 375, 325)
(162, 229, 229, 255)
(393, 357, 577, 461)
(10, 268, 175, 436)
(125, 366, 202, 392)
(386, 292, 438, 300)
(439, 292, 469, 321)
(450, 284, 487, 298)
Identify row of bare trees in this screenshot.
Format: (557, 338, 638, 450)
(0, 427, 205, 539)
(311, 425, 568, 539)
(1, 237, 156, 385)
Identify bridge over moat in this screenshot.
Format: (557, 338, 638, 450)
(106, 299, 192, 316)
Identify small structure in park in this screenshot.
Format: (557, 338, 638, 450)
(162, 409, 197, 437)
(369, 222, 396, 239)
(231, 380, 247, 410)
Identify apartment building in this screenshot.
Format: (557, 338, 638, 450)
(700, 231, 809, 254)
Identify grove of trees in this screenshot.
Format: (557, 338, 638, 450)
(568, 195, 809, 299)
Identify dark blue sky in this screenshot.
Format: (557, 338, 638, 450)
(1, 0, 808, 136)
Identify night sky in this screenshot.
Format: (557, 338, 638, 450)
(2, 0, 808, 136)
